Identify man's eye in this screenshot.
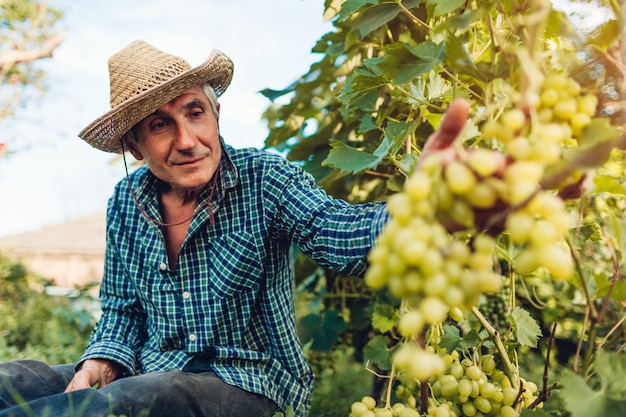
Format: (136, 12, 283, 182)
(151, 121, 166, 130)
(191, 109, 204, 118)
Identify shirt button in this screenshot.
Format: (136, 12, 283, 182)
(182, 291, 191, 300)
(158, 262, 168, 271)
(189, 334, 197, 342)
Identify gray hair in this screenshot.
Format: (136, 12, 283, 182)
(124, 82, 219, 143)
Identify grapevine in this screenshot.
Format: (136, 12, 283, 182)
(343, 1, 625, 417)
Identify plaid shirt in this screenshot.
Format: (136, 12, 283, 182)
(79, 143, 388, 416)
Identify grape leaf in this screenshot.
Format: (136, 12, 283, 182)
(374, 121, 415, 158)
(560, 351, 626, 417)
(511, 307, 541, 347)
(322, 140, 382, 173)
(348, 0, 422, 37)
(371, 303, 398, 334)
(296, 310, 347, 351)
(440, 325, 481, 352)
(520, 408, 552, 417)
(425, 0, 466, 18)
(394, 154, 419, 176)
(596, 350, 626, 399)
(593, 174, 626, 195)
(337, 0, 378, 23)
(363, 335, 396, 370)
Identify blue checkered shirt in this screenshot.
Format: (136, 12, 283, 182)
(79, 143, 388, 416)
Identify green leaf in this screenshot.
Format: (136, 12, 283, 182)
(511, 307, 541, 347)
(560, 369, 607, 417)
(296, 310, 347, 351)
(589, 19, 623, 53)
(322, 140, 382, 174)
(358, 114, 379, 134)
(596, 350, 626, 400)
(337, 0, 378, 23)
(593, 174, 626, 195)
(440, 325, 481, 352)
(374, 121, 415, 158)
(394, 154, 419, 176)
(425, 0, 466, 18)
(363, 335, 396, 370)
(559, 351, 626, 417)
(350, 0, 422, 38)
(594, 272, 626, 301)
(444, 31, 479, 77)
(337, 62, 387, 106)
(425, 72, 450, 101)
(520, 408, 552, 417)
(371, 302, 398, 333)
(440, 325, 462, 352)
(377, 42, 445, 85)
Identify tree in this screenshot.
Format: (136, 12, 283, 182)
(262, 1, 625, 416)
(0, 0, 65, 155)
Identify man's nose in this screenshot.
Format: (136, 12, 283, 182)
(174, 122, 196, 149)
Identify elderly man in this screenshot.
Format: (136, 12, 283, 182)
(0, 40, 469, 417)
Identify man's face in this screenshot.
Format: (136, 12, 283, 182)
(127, 85, 222, 193)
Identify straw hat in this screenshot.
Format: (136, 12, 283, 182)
(78, 40, 234, 153)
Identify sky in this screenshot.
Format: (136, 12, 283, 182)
(0, 0, 331, 236)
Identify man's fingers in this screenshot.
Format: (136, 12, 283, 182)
(64, 370, 96, 393)
(424, 99, 470, 151)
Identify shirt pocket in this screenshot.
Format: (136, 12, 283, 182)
(206, 232, 263, 299)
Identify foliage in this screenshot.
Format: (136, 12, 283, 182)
(266, 1, 625, 416)
(0, 251, 96, 364)
(0, 0, 66, 154)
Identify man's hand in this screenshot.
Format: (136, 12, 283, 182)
(64, 359, 121, 392)
(418, 98, 470, 167)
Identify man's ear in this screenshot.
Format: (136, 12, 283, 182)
(122, 135, 144, 161)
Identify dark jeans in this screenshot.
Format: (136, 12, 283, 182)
(0, 360, 279, 417)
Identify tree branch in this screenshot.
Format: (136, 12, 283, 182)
(0, 30, 67, 71)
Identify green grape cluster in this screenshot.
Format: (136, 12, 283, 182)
(350, 351, 542, 417)
(481, 73, 598, 280)
(477, 277, 510, 332)
(365, 172, 504, 324)
(426, 353, 541, 417)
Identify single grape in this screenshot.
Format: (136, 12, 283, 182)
(445, 161, 477, 195)
(501, 109, 526, 131)
(448, 306, 465, 322)
(500, 405, 519, 417)
(465, 365, 482, 381)
(474, 396, 492, 414)
(466, 149, 501, 178)
(405, 171, 432, 201)
(553, 98, 577, 120)
(420, 297, 449, 324)
(539, 88, 559, 107)
(351, 401, 370, 416)
(398, 310, 425, 337)
(361, 396, 377, 410)
(458, 378, 473, 397)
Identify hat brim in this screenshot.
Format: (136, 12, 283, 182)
(78, 49, 234, 154)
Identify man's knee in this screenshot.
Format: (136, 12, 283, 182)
(0, 360, 70, 409)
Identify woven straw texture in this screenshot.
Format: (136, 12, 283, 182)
(78, 40, 234, 154)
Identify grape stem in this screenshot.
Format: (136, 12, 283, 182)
(529, 322, 557, 408)
(470, 305, 519, 390)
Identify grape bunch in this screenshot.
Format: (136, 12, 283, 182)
(481, 73, 598, 279)
(365, 169, 504, 315)
(350, 351, 541, 417)
(477, 277, 510, 332)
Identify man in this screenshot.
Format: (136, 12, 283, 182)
(0, 40, 470, 417)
